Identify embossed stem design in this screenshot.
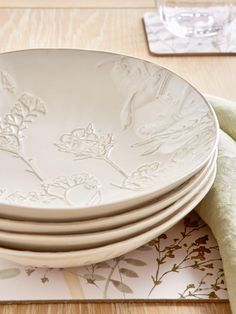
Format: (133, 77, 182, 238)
(42, 186, 72, 207)
(103, 157, 128, 178)
(87, 190, 102, 206)
(64, 187, 78, 207)
(157, 71, 171, 97)
(16, 153, 44, 182)
(14, 152, 79, 207)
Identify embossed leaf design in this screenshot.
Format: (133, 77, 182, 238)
(124, 258, 147, 266)
(0, 70, 16, 93)
(0, 268, 20, 279)
(17, 92, 46, 114)
(122, 162, 160, 190)
(12, 93, 46, 126)
(110, 279, 133, 294)
(44, 174, 100, 191)
(6, 191, 56, 204)
(100, 57, 164, 130)
(0, 134, 19, 153)
(0, 92, 46, 154)
(119, 268, 138, 278)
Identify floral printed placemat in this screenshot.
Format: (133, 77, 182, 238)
(0, 212, 228, 302)
(143, 12, 236, 55)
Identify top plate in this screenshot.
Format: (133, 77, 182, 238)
(0, 49, 218, 217)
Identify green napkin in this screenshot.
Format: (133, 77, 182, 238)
(196, 95, 236, 313)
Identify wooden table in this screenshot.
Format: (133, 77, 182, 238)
(0, 1, 233, 313)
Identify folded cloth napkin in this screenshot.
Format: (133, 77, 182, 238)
(196, 95, 236, 313)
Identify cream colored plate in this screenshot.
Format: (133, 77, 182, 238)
(0, 164, 216, 267)
(0, 155, 216, 252)
(0, 151, 215, 234)
(0, 49, 218, 221)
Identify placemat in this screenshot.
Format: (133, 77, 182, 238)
(143, 12, 236, 55)
(0, 211, 228, 302)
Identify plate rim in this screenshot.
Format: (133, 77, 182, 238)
(0, 161, 216, 255)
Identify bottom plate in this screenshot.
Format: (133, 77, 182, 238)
(0, 163, 216, 267)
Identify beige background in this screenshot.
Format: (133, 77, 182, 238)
(0, 0, 233, 313)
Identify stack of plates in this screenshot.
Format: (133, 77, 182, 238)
(0, 49, 218, 267)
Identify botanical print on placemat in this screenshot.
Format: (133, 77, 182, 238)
(0, 212, 228, 301)
(143, 11, 236, 55)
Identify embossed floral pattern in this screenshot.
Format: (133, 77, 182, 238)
(114, 162, 160, 191)
(98, 57, 164, 130)
(56, 123, 115, 160)
(0, 92, 102, 207)
(0, 70, 16, 93)
(0, 92, 46, 154)
(98, 56, 216, 178)
(0, 59, 217, 206)
(42, 173, 101, 206)
(56, 123, 129, 179)
(1, 173, 101, 207)
(56, 124, 165, 191)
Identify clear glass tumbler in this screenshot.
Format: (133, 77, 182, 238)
(155, 0, 235, 38)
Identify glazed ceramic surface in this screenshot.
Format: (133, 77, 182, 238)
(0, 151, 216, 235)
(0, 154, 216, 252)
(0, 49, 218, 220)
(0, 164, 216, 267)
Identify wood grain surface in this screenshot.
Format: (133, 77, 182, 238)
(0, 0, 155, 8)
(0, 1, 233, 313)
(0, 302, 231, 314)
(0, 8, 234, 100)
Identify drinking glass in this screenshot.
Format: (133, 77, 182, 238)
(155, 0, 235, 38)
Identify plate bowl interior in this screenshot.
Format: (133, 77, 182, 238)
(0, 49, 218, 217)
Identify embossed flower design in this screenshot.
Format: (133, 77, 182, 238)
(6, 190, 56, 204)
(120, 162, 160, 190)
(0, 92, 46, 154)
(56, 123, 115, 160)
(42, 173, 101, 192)
(3, 173, 102, 207)
(56, 124, 164, 192)
(42, 173, 101, 206)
